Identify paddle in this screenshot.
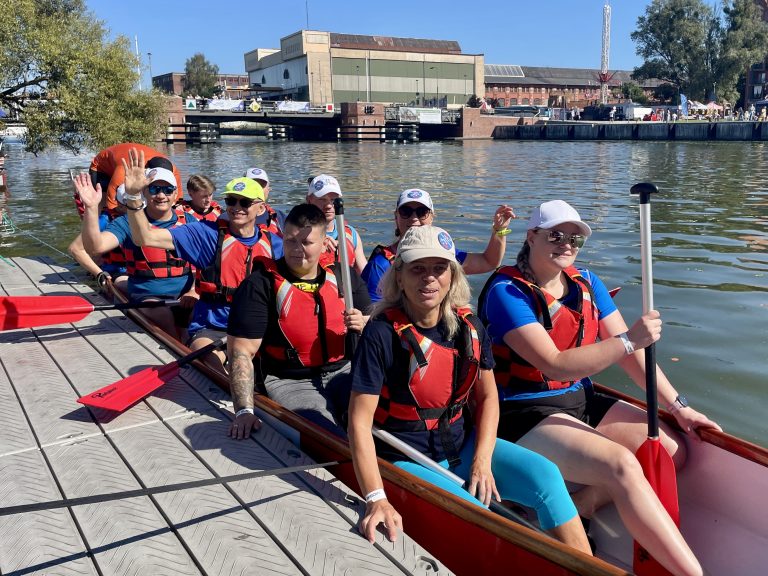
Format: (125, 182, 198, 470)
(372, 426, 542, 533)
(631, 182, 679, 576)
(333, 197, 359, 355)
(77, 337, 226, 411)
(0, 295, 180, 330)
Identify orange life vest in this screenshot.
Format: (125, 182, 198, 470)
(176, 199, 222, 222)
(260, 259, 347, 370)
(196, 219, 273, 304)
(319, 223, 356, 268)
(369, 243, 396, 263)
(486, 265, 599, 396)
(374, 307, 482, 432)
(123, 209, 191, 279)
(261, 204, 282, 236)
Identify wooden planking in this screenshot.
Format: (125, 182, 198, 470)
(0, 257, 453, 576)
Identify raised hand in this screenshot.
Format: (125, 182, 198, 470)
(492, 204, 516, 232)
(120, 147, 151, 198)
(73, 173, 102, 211)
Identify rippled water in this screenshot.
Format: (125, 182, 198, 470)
(1, 139, 766, 445)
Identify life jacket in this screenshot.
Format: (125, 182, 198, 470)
(123, 208, 192, 278)
(196, 220, 273, 303)
(481, 265, 599, 396)
(369, 243, 396, 263)
(319, 223, 356, 268)
(260, 259, 347, 370)
(176, 199, 222, 222)
(261, 204, 282, 236)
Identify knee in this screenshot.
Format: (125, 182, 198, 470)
(605, 446, 646, 487)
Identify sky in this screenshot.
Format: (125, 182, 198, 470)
(85, 0, 652, 86)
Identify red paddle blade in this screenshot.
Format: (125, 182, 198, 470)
(634, 438, 680, 575)
(0, 295, 94, 330)
(77, 362, 180, 411)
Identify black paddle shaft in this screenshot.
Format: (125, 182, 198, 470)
(631, 182, 660, 438)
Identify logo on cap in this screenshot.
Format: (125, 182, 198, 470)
(252, 169, 262, 175)
(233, 182, 246, 192)
(438, 231, 453, 250)
(314, 180, 324, 191)
(407, 190, 422, 199)
(147, 169, 157, 179)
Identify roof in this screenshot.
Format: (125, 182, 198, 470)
(485, 64, 662, 88)
(329, 33, 462, 54)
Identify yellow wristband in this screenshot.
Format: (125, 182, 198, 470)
(495, 228, 512, 236)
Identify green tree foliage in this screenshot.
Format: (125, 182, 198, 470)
(183, 54, 219, 98)
(631, 0, 768, 104)
(654, 83, 679, 103)
(621, 82, 649, 104)
(0, 0, 166, 153)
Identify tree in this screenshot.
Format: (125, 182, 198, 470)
(0, 0, 166, 154)
(653, 83, 679, 103)
(184, 54, 219, 98)
(631, 0, 768, 104)
(621, 81, 649, 104)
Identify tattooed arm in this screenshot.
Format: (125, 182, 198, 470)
(227, 335, 263, 440)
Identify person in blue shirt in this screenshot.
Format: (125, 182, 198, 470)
(478, 200, 720, 576)
(120, 148, 283, 373)
(361, 188, 514, 302)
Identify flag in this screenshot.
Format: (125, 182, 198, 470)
(680, 94, 689, 117)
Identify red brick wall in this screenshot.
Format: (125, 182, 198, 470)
(460, 108, 525, 138)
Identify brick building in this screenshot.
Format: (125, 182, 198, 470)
(152, 73, 250, 98)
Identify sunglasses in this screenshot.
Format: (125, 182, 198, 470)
(224, 196, 260, 208)
(397, 205, 431, 219)
(539, 229, 587, 249)
(147, 185, 176, 196)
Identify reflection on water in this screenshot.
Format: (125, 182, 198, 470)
(1, 139, 766, 445)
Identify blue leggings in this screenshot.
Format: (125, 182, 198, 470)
(393, 431, 577, 530)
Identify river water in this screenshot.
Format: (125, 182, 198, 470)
(1, 139, 766, 446)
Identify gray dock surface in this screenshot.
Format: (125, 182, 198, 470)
(0, 256, 452, 576)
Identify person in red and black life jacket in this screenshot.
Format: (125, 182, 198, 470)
(76, 165, 196, 339)
(478, 200, 721, 576)
(347, 224, 591, 552)
(361, 188, 514, 303)
(245, 167, 284, 236)
(175, 175, 222, 222)
(226, 203, 371, 439)
(306, 174, 367, 274)
(122, 152, 283, 373)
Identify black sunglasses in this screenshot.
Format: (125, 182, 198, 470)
(224, 196, 259, 208)
(397, 205, 431, 219)
(147, 184, 176, 196)
(539, 229, 587, 249)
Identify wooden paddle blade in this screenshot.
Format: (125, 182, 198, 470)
(77, 363, 180, 411)
(0, 295, 94, 330)
(634, 438, 680, 576)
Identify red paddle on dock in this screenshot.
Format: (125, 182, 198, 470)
(77, 338, 226, 411)
(631, 182, 679, 576)
(0, 295, 180, 330)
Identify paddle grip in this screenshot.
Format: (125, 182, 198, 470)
(333, 197, 359, 356)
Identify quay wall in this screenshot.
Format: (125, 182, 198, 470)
(488, 119, 768, 142)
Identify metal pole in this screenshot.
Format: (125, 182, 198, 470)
(416, 78, 419, 105)
(147, 52, 153, 89)
(356, 65, 360, 102)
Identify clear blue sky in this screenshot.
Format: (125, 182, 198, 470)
(85, 0, 651, 85)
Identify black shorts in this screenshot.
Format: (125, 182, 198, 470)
(497, 387, 618, 443)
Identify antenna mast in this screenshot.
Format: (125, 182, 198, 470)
(599, 3, 611, 105)
(135, 35, 142, 91)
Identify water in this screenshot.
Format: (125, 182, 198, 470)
(1, 139, 766, 446)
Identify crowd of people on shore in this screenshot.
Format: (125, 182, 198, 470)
(67, 142, 720, 576)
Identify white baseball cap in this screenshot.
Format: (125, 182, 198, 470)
(527, 200, 592, 237)
(396, 188, 433, 210)
(245, 167, 269, 184)
(397, 225, 457, 263)
(308, 174, 342, 197)
(145, 167, 177, 189)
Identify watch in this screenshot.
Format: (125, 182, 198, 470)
(668, 395, 689, 413)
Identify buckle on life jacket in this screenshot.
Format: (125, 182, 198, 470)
(285, 348, 300, 364)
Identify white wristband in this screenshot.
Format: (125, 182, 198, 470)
(235, 408, 254, 418)
(616, 332, 635, 355)
(365, 488, 386, 503)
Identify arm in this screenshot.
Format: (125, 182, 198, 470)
(227, 335, 263, 439)
(75, 174, 119, 255)
(467, 369, 501, 506)
(348, 391, 403, 543)
(68, 233, 104, 278)
(353, 239, 368, 275)
(461, 204, 515, 274)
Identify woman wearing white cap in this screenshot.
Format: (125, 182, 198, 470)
(478, 200, 720, 576)
(361, 188, 514, 302)
(348, 224, 591, 553)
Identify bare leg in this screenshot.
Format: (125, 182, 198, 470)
(189, 333, 227, 374)
(518, 413, 702, 576)
(546, 515, 593, 555)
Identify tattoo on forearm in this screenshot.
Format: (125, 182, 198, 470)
(230, 350, 255, 410)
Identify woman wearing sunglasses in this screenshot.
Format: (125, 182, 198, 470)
(478, 200, 719, 576)
(361, 188, 514, 302)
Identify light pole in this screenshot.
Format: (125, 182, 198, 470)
(356, 65, 360, 102)
(429, 66, 437, 107)
(310, 71, 314, 104)
(147, 52, 153, 89)
(416, 78, 419, 106)
(463, 74, 467, 98)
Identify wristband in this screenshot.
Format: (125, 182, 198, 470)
(616, 332, 635, 355)
(125, 204, 145, 211)
(365, 488, 386, 503)
(494, 227, 512, 236)
(235, 407, 254, 418)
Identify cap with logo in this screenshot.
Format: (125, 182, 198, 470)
(145, 167, 177, 189)
(244, 167, 269, 185)
(396, 188, 433, 210)
(308, 174, 342, 197)
(223, 177, 265, 201)
(397, 225, 457, 263)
